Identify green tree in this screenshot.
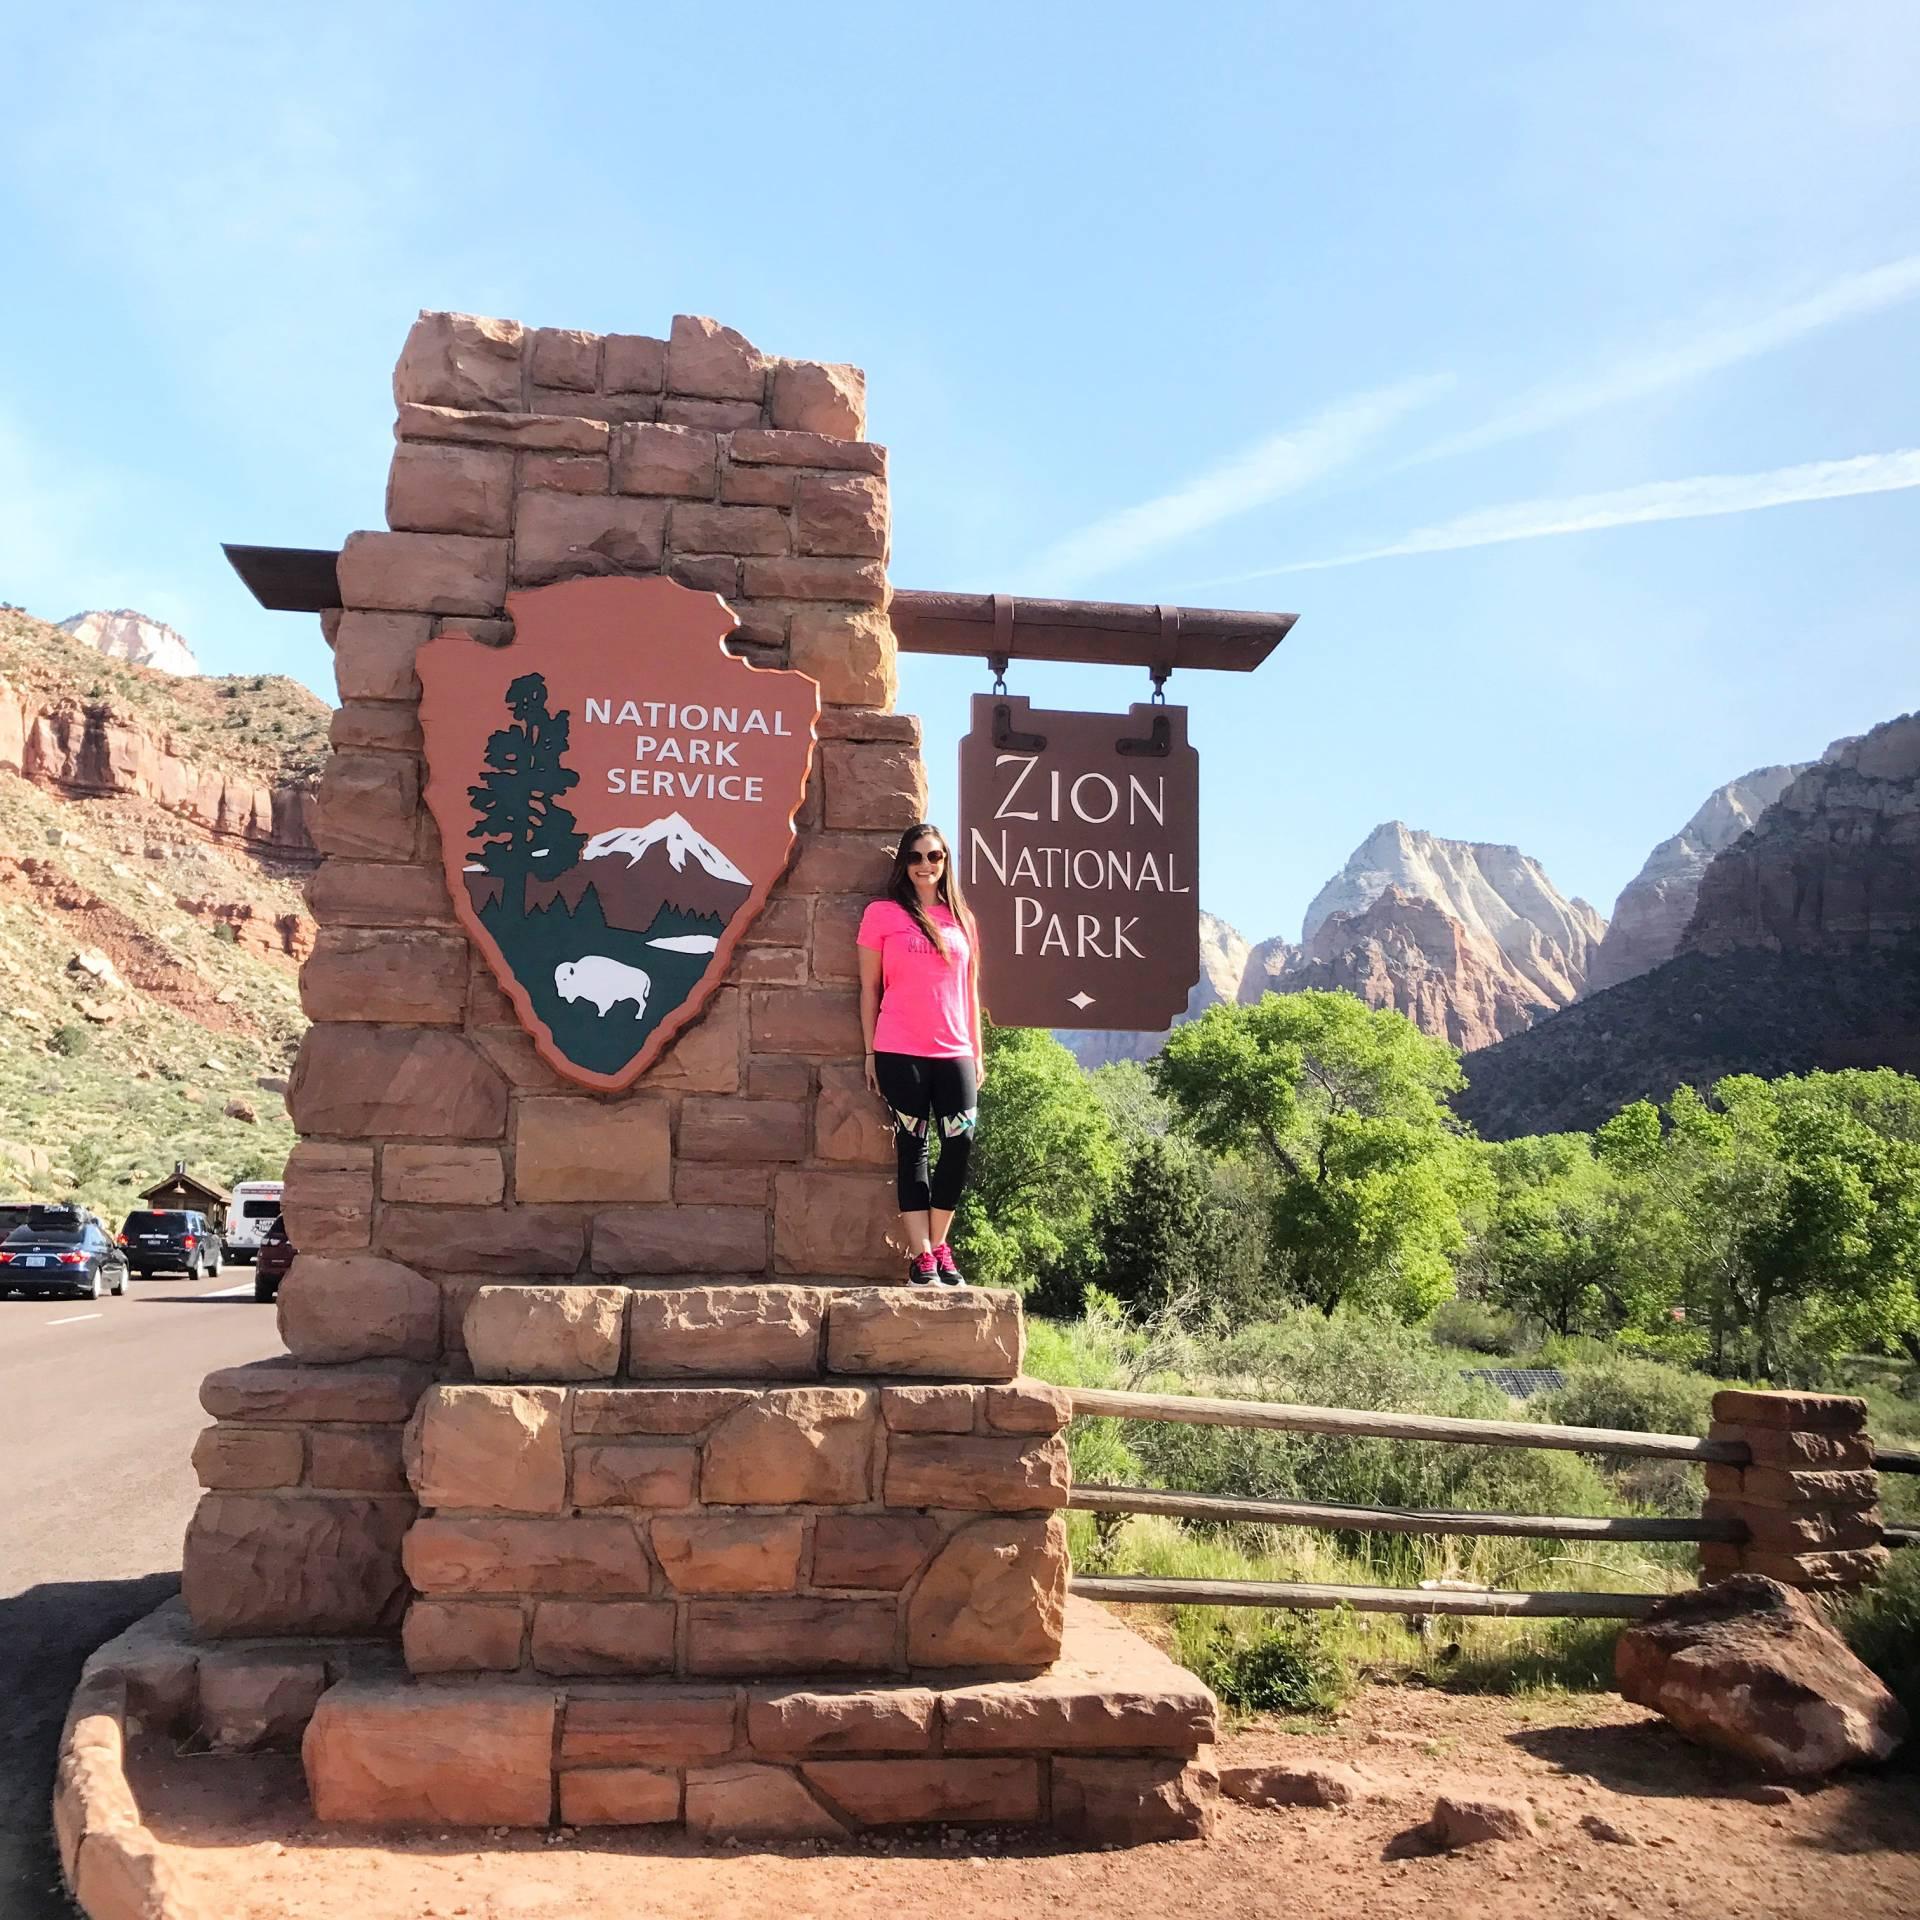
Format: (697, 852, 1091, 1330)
(467, 673, 585, 904)
(952, 1024, 1121, 1293)
(1154, 991, 1484, 1320)
(1086, 1132, 1223, 1316)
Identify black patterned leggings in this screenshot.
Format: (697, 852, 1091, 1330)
(873, 1052, 979, 1212)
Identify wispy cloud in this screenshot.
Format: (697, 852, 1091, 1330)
(1194, 448, 1920, 583)
(1018, 377, 1451, 590)
(1406, 254, 1920, 467)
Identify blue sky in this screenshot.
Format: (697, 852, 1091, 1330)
(3, 2, 1916, 943)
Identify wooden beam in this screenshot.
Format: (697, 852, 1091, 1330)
(224, 543, 342, 613)
(1069, 1483, 1741, 1543)
(1071, 1575, 1662, 1618)
(1876, 1446, 1920, 1474)
(1067, 1386, 1746, 1464)
(888, 590, 1293, 672)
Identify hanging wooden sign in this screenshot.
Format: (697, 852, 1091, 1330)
(417, 575, 819, 1090)
(958, 692, 1199, 1031)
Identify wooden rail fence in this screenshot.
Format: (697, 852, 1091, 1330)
(1061, 1385, 1908, 1618)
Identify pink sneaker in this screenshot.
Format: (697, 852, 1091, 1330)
(908, 1252, 939, 1287)
(931, 1242, 966, 1287)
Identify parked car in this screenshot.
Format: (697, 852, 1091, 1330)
(252, 1215, 295, 1302)
(0, 1206, 129, 1299)
(117, 1209, 223, 1278)
(226, 1179, 286, 1265)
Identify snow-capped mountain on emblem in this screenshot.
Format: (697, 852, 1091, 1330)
(418, 576, 820, 1091)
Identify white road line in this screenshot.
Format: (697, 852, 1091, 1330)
(47, 1312, 103, 1326)
(204, 1282, 258, 1298)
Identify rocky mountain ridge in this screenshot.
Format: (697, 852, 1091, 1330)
(59, 608, 201, 676)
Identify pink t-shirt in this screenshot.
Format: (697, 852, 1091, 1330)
(858, 899, 979, 1060)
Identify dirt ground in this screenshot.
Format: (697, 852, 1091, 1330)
(122, 1680, 1920, 1920)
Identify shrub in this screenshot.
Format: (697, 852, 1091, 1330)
(1188, 1613, 1349, 1716)
(50, 1023, 91, 1058)
(211, 921, 238, 944)
(1841, 1548, 1920, 1721)
(1428, 1297, 1521, 1355)
(1532, 1356, 1714, 1442)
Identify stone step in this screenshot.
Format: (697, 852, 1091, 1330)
(458, 1282, 1025, 1384)
(304, 1599, 1218, 1844)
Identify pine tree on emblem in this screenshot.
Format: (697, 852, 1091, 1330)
(468, 673, 585, 907)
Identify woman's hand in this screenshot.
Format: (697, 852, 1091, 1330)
(864, 1051, 881, 1098)
(975, 1056, 987, 1090)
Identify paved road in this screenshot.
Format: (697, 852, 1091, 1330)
(0, 1268, 284, 1916)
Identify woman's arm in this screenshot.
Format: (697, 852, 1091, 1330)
(968, 943, 985, 1085)
(858, 945, 883, 1095)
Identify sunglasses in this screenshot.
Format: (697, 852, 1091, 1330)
(908, 847, 947, 866)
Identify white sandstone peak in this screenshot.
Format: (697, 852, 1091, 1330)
(58, 609, 200, 676)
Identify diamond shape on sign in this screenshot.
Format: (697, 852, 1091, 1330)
(1068, 992, 1095, 1010)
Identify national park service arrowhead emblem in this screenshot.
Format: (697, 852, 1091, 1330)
(417, 576, 820, 1090)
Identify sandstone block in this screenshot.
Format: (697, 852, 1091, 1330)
(671, 553, 739, 595)
(604, 332, 667, 393)
(465, 1283, 626, 1381)
(881, 1386, 977, 1433)
(300, 927, 468, 1025)
(595, 1206, 766, 1277)
(1052, 1755, 1217, 1844)
(307, 859, 455, 928)
(1220, 1761, 1367, 1809)
(805, 1756, 1037, 1825)
(731, 429, 886, 474)
(907, 1516, 1068, 1668)
(669, 501, 789, 554)
(333, 611, 430, 702)
(73, 1829, 187, 1920)
(386, 442, 513, 536)
(398, 402, 609, 451)
(404, 1515, 653, 1595)
(668, 314, 767, 401)
(184, 1494, 411, 1636)
(533, 1600, 676, 1676)
(774, 1170, 905, 1281)
(807, 892, 867, 984)
(612, 421, 719, 496)
(529, 325, 600, 390)
(751, 986, 864, 1056)
(331, 702, 422, 753)
(378, 1204, 586, 1274)
(748, 1685, 937, 1759)
(1743, 1547, 1893, 1590)
(821, 739, 927, 828)
(289, 1025, 507, 1140)
(1703, 1498, 1884, 1553)
(813, 1060, 896, 1165)
(678, 1095, 808, 1162)
(639, 985, 740, 1091)
(702, 1387, 876, 1505)
(523, 451, 611, 493)
(562, 1691, 736, 1766)
(684, 1762, 845, 1841)
(277, 1252, 440, 1366)
(1431, 1792, 1537, 1847)
(720, 461, 794, 506)
(304, 1679, 555, 1825)
(1707, 1465, 1880, 1511)
(406, 1385, 567, 1513)
(513, 491, 667, 585)
(786, 831, 895, 895)
(688, 1599, 897, 1676)
(626, 1285, 825, 1376)
(573, 1443, 700, 1509)
(382, 1144, 505, 1207)
(392, 311, 525, 411)
(736, 946, 808, 985)
(812, 1515, 943, 1590)
(792, 473, 887, 558)
(338, 529, 507, 616)
(654, 1515, 806, 1593)
(201, 1358, 428, 1424)
(986, 1382, 1073, 1434)
(1713, 1390, 1868, 1433)
(1707, 1421, 1875, 1470)
(816, 708, 919, 744)
(560, 1766, 680, 1826)
(573, 1386, 754, 1435)
(886, 1434, 1070, 1512)
(198, 1651, 328, 1751)
(769, 360, 867, 438)
(941, 1654, 1216, 1754)
(314, 750, 419, 861)
(308, 1428, 408, 1493)
(192, 1425, 302, 1490)
(828, 1289, 1023, 1380)
(742, 556, 887, 604)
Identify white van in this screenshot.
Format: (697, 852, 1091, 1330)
(226, 1180, 286, 1262)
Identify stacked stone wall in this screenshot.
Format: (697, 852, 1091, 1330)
(287, 310, 928, 1342)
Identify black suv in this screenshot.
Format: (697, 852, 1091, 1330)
(0, 1206, 129, 1299)
(118, 1209, 224, 1278)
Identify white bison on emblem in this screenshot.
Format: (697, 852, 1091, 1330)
(554, 956, 652, 1019)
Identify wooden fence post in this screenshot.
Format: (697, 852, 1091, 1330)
(1700, 1390, 1888, 1593)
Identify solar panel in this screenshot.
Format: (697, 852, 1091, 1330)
(1462, 1366, 1567, 1400)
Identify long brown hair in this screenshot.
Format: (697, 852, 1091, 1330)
(886, 822, 974, 961)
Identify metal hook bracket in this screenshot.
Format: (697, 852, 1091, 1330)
(1116, 610, 1178, 754)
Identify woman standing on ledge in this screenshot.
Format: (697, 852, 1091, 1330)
(857, 823, 985, 1287)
